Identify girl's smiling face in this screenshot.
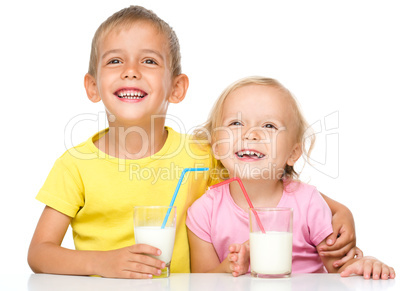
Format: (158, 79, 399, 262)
(212, 84, 302, 180)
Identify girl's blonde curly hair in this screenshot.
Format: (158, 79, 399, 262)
(193, 76, 315, 181)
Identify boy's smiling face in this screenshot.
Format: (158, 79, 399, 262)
(87, 21, 177, 125)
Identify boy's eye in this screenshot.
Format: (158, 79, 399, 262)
(143, 59, 157, 65)
(107, 59, 121, 65)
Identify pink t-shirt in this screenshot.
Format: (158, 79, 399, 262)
(186, 181, 333, 273)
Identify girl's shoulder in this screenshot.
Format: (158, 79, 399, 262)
(199, 183, 231, 204)
(188, 183, 231, 214)
(283, 180, 321, 201)
(284, 179, 317, 192)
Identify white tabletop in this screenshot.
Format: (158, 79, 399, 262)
(0, 273, 399, 291)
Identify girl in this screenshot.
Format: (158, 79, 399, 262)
(186, 76, 395, 279)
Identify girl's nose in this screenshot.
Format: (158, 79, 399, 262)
(243, 127, 260, 140)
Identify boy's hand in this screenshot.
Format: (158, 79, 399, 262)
(331, 246, 363, 268)
(95, 244, 166, 279)
(340, 256, 396, 280)
(319, 209, 356, 257)
(228, 241, 250, 277)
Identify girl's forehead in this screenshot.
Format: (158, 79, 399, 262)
(220, 84, 299, 129)
(223, 85, 288, 113)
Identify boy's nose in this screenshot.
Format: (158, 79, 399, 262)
(121, 66, 141, 80)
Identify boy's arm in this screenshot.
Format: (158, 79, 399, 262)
(28, 206, 165, 278)
(188, 228, 231, 273)
(320, 192, 356, 257)
(317, 239, 396, 279)
(339, 256, 396, 279)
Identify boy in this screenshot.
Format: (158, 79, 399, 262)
(28, 6, 355, 279)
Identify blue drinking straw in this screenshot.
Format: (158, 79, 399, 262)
(161, 167, 209, 229)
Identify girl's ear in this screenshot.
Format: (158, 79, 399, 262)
(168, 74, 189, 104)
(286, 143, 302, 166)
(211, 142, 221, 161)
(84, 73, 101, 103)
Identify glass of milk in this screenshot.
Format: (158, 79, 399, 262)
(249, 207, 293, 278)
(134, 206, 176, 278)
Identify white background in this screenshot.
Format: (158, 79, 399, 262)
(0, 0, 401, 276)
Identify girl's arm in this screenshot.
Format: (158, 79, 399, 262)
(320, 193, 356, 257)
(28, 206, 165, 278)
(316, 239, 396, 279)
(188, 228, 231, 273)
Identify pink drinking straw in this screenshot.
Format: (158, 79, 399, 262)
(209, 177, 266, 233)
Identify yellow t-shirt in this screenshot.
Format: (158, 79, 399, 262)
(36, 127, 217, 273)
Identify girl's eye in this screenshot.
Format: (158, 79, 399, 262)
(143, 59, 157, 65)
(263, 124, 276, 129)
(229, 121, 242, 126)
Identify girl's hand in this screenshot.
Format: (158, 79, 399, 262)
(340, 256, 396, 280)
(95, 244, 166, 279)
(228, 241, 250, 277)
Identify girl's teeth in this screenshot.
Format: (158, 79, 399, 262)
(237, 150, 264, 158)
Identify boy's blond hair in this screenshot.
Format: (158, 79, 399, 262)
(88, 5, 181, 78)
(194, 76, 315, 181)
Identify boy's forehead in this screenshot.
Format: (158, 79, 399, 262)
(96, 20, 171, 63)
(101, 20, 164, 43)
(97, 19, 168, 50)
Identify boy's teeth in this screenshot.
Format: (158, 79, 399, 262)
(117, 90, 145, 99)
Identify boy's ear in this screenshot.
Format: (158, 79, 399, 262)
(168, 74, 189, 104)
(286, 143, 302, 166)
(84, 73, 101, 103)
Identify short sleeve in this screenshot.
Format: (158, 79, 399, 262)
(36, 157, 84, 218)
(307, 189, 333, 246)
(186, 192, 214, 243)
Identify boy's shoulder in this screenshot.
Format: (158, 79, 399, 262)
(57, 131, 101, 166)
(166, 126, 213, 157)
(55, 127, 215, 168)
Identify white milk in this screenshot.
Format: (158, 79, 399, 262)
(250, 231, 293, 275)
(134, 226, 176, 263)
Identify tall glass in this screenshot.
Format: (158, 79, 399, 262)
(249, 207, 293, 278)
(134, 206, 176, 278)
